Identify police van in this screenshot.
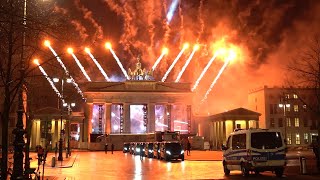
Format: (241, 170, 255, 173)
(222, 128, 286, 177)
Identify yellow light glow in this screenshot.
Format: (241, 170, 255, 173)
(44, 40, 50, 47)
(67, 48, 73, 54)
(84, 47, 90, 53)
(105, 42, 112, 49)
(33, 59, 39, 65)
(193, 44, 200, 51)
(162, 47, 169, 54)
(183, 43, 189, 49)
(227, 49, 237, 61)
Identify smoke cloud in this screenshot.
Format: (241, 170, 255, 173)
(53, 0, 320, 114)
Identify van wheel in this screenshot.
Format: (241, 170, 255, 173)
(241, 164, 249, 177)
(223, 162, 230, 175)
(275, 168, 284, 177)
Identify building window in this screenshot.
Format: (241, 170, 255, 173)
(303, 119, 308, 127)
(285, 94, 290, 99)
(278, 118, 283, 127)
(294, 105, 299, 112)
(255, 105, 257, 111)
(286, 117, 291, 127)
(295, 133, 301, 145)
(255, 97, 257, 102)
(270, 118, 275, 128)
(294, 118, 300, 127)
(287, 133, 292, 145)
(304, 133, 309, 144)
(286, 105, 291, 112)
(293, 94, 298, 99)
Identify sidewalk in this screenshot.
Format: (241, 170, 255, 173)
(29, 152, 78, 180)
(184, 150, 320, 176)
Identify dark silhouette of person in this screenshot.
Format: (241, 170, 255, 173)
(312, 137, 320, 169)
(187, 141, 191, 156)
(37, 146, 44, 166)
(111, 144, 115, 154)
(140, 144, 144, 160)
(105, 143, 108, 154)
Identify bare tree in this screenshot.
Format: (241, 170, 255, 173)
(287, 36, 320, 169)
(0, 0, 76, 178)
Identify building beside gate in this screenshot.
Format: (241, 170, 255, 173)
(195, 108, 260, 150)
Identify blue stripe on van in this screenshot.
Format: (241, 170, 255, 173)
(224, 149, 285, 161)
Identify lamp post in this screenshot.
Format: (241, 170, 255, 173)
(53, 77, 73, 161)
(11, 0, 27, 179)
(53, 78, 64, 161)
(279, 97, 290, 143)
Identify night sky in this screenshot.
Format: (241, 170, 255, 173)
(42, 0, 320, 114)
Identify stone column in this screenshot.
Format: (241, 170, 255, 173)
(105, 103, 112, 134)
(124, 103, 130, 133)
(246, 120, 249, 129)
(166, 104, 172, 131)
(54, 119, 59, 147)
(148, 103, 155, 133)
(85, 103, 93, 142)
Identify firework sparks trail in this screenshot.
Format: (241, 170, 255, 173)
(152, 47, 168, 72)
(166, 0, 179, 24)
(201, 59, 230, 103)
(175, 45, 199, 82)
(106, 43, 130, 80)
(191, 52, 218, 91)
(152, 53, 165, 72)
(34, 60, 65, 104)
(161, 44, 189, 82)
(46, 43, 85, 99)
(85, 48, 111, 82)
(68, 49, 91, 81)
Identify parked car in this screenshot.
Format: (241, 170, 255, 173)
(129, 142, 135, 154)
(133, 142, 145, 156)
(222, 128, 286, 177)
(160, 141, 184, 161)
(123, 142, 130, 153)
(153, 142, 161, 159)
(144, 142, 154, 158)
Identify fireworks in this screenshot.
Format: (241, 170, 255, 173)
(105, 42, 130, 80)
(201, 49, 238, 102)
(152, 47, 168, 72)
(44, 40, 85, 99)
(191, 51, 218, 92)
(162, 43, 189, 82)
(85, 47, 111, 82)
(67, 47, 92, 82)
(175, 44, 199, 82)
(33, 59, 65, 104)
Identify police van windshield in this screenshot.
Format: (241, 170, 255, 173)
(251, 132, 283, 149)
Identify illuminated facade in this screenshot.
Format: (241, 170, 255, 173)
(82, 81, 193, 143)
(248, 86, 319, 148)
(196, 108, 260, 150)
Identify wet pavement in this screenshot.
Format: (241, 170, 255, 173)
(28, 150, 320, 180)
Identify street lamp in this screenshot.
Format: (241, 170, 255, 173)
(279, 97, 290, 143)
(53, 77, 72, 161)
